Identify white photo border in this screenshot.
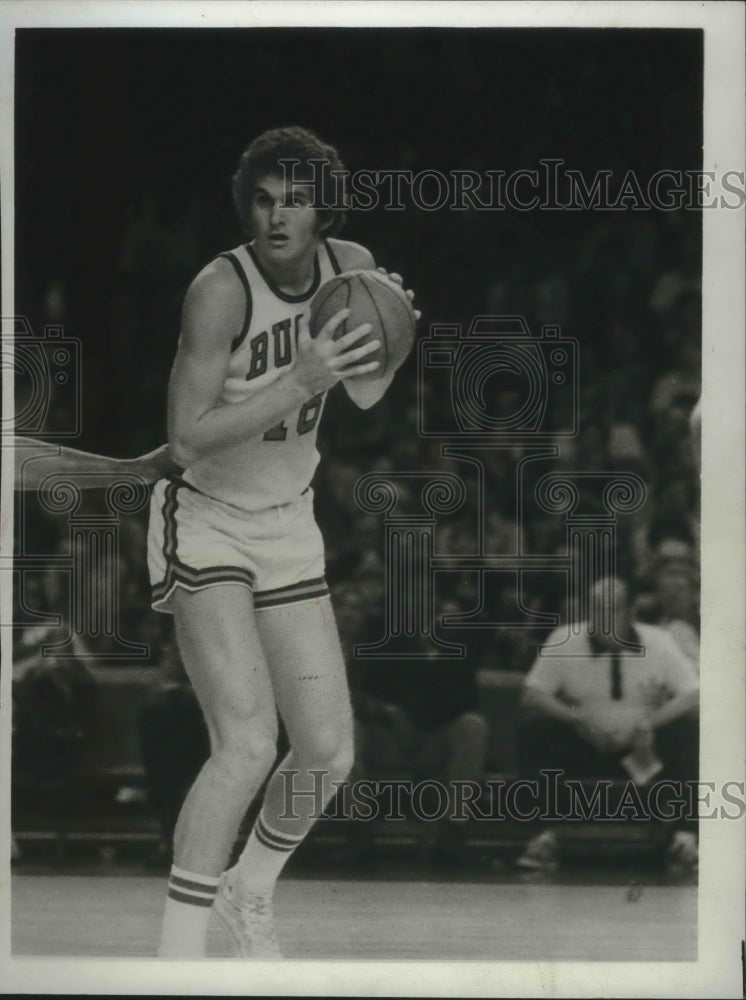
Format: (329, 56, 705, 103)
(0, 2, 743, 997)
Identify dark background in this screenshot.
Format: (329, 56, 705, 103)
(14, 23, 702, 868)
(15, 25, 703, 635)
(16, 27, 702, 452)
(12, 30, 703, 792)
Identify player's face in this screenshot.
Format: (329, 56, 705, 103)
(251, 174, 323, 266)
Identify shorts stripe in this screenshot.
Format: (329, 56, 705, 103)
(151, 481, 327, 612)
(152, 479, 256, 606)
(253, 576, 329, 610)
(152, 565, 255, 602)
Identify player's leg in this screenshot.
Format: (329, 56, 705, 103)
(231, 596, 354, 895)
(159, 584, 278, 958)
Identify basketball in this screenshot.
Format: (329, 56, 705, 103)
(309, 269, 416, 382)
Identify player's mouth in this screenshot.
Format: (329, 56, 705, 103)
(268, 232, 290, 249)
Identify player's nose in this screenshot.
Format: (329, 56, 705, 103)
(269, 200, 283, 226)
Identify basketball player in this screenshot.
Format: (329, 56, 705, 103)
(147, 126, 417, 959)
(12, 436, 175, 489)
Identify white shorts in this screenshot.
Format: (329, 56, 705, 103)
(147, 476, 328, 614)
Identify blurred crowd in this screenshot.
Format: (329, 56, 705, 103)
(12, 199, 700, 865)
(14, 175, 701, 694)
(13, 53, 702, 852)
(15, 269, 700, 673)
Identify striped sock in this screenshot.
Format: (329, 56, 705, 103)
(234, 811, 305, 895)
(158, 865, 220, 958)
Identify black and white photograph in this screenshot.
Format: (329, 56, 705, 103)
(1, 2, 744, 996)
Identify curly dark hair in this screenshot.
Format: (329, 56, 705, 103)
(232, 126, 348, 237)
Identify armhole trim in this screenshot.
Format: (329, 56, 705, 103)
(216, 252, 253, 352)
(324, 239, 343, 276)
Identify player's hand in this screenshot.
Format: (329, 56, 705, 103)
(377, 266, 422, 321)
(130, 444, 181, 483)
(293, 308, 380, 395)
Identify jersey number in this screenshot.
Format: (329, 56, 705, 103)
(263, 394, 323, 441)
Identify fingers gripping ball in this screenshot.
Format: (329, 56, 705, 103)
(310, 270, 416, 382)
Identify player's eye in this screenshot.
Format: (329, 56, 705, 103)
(289, 191, 311, 208)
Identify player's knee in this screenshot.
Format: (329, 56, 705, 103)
(212, 713, 278, 776)
(330, 738, 356, 782)
(296, 728, 354, 780)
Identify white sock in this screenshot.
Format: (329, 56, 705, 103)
(234, 811, 305, 895)
(158, 865, 220, 958)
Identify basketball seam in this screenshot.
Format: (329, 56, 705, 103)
(366, 275, 415, 365)
(365, 272, 416, 338)
(310, 275, 351, 339)
(359, 276, 389, 375)
(383, 285, 416, 343)
(343, 278, 351, 339)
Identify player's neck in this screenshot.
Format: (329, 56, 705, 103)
(255, 242, 319, 296)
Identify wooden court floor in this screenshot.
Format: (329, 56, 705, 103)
(12, 873, 697, 961)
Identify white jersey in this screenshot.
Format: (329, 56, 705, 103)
(183, 239, 342, 511)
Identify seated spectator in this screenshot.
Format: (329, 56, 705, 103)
(352, 626, 488, 863)
(634, 560, 700, 670)
(515, 575, 699, 872)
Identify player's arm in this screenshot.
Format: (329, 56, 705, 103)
(11, 436, 178, 490)
(169, 259, 379, 468)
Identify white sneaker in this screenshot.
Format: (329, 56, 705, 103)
(515, 830, 559, 870)
(213, 868, 282, 959)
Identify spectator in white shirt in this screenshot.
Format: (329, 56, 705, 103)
(515, 576, 698, 871)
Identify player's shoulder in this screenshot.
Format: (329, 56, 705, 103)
(186, 255, 244, 303)
(180, 255, 246, 342)
(326, 237, 375, 271)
